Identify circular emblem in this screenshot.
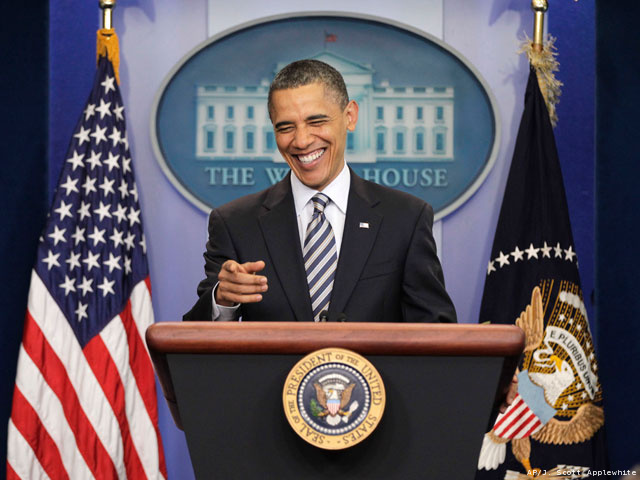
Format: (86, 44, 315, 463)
(282, 348, 385, 450)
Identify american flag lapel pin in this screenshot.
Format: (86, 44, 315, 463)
(359, 222, 369, 229)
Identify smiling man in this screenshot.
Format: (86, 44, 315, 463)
(184, 59, 456, 323)
(269, 80, 356, 192)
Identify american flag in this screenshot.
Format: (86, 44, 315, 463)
(7, 54, 167, 479)
(324, 32, 337, 42)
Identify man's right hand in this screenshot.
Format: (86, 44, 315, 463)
(215, 260, 268, 307)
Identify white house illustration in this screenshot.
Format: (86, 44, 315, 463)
(194, 52, 454, 163)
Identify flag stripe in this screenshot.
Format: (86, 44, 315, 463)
(21, 309, 119, 478)
(84, 331, 147, 480)
(7, 421, 49, 480)
(128, 283, 160, 410)
(518, 419, 543, 439)
(13, 345, 93, 478)
(502, 409, 536, 438)
(493, 396, 524, 431)
(6, 460, 20, 480)
(497, 403, 529, 435)
(129, 280, 154, 355)
(100, 310, 164, 478)
(9, 388, 68, 480)
(26, 273, 125, 475)
(127, 283, 167, 477)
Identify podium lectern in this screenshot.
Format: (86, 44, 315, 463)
(146, 322, 523, 480)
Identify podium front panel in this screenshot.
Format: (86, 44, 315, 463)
(169, 352, 504, 480)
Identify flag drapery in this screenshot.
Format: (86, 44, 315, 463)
(7, 30, 166, 479)
(475, 66, 606, 479)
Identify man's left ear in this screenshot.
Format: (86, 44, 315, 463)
(345, 100, 359, 132)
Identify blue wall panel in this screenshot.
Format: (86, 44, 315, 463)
(0, 1, 49, 469)
(552, 0, 596, 334)
(596, 0, 640, 472)
(48, 1, 97, 196)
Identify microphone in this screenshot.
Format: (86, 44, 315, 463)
(336, 313, 348, 323)
(319, 310, 329, 322)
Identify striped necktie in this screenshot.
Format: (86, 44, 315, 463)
(303, 193, 338, 322)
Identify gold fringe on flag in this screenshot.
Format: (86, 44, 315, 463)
(519, 35, 562, 127)
(96, 28, 120, 84)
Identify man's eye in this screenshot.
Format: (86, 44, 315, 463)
(310, 120, 326, 126)
(277, 127, 293, 133)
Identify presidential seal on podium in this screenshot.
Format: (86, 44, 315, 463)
(283, 348, 386, 450)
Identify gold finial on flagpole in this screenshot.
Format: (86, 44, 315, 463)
(532, 0, 548, 52)
(97, 0, 120, 84)
(524, 0, 560, 126)
(99, 0, 116, 31)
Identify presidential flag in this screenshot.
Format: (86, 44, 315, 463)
(7, 32, 167, 479)
(475, 65, 607, 479)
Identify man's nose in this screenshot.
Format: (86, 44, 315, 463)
(292, 126, 313, 150)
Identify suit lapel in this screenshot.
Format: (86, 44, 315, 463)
(330, 171, 382, 315)
(258, 176, 313, 322)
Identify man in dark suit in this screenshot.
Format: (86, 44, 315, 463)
(184, 59, 456, 323)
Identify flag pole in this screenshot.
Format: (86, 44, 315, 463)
(528, 0, 560, 126)
(531, 0, 548, 52)
(99, 0, 116, 30)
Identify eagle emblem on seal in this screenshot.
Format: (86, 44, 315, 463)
(312, 374, 359, 426)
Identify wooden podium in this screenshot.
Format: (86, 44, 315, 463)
(146, 322, 523, 480)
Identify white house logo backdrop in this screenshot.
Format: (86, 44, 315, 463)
(152, 14, 500, 219)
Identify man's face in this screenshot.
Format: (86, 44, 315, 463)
(270, 82, 358, 191)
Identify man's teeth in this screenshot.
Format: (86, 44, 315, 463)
(298, 149, 324, 164)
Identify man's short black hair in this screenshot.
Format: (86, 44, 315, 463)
(268, 59, 349, 119)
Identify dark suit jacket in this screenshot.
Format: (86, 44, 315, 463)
(184, 169, 456, 323)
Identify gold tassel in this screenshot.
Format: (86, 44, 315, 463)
(96, 28, 120, 85)
(519, 35, 562, 127)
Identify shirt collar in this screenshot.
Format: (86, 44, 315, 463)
(291, 163, 350, 215)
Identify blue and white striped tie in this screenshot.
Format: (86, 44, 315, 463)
(304, 193, 338, 322)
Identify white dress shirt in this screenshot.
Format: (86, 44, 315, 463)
(212, 163, 350, 321)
